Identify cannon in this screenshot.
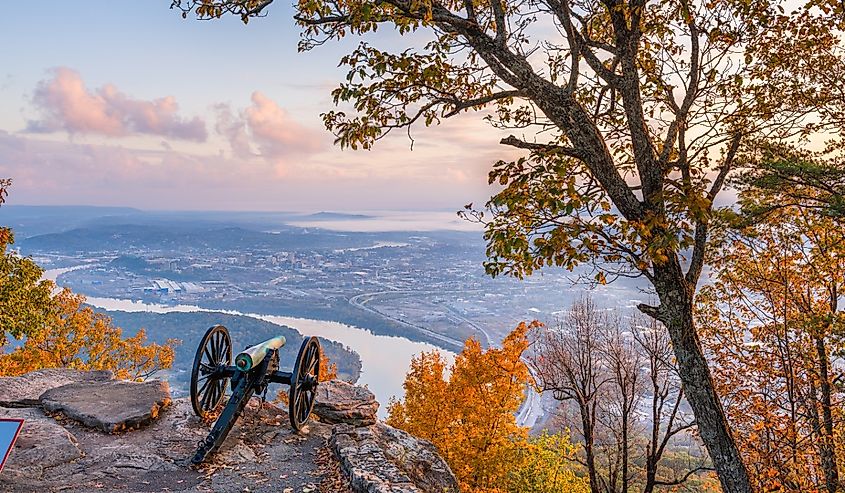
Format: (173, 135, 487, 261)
(189, 325, 321, 464)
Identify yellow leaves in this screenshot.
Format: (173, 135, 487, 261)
(0, 288, 178, 380)
(506, 431, 589, 493)
(699, 185, 845, 491)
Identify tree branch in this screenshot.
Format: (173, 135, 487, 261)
(500, 135, 584, 160)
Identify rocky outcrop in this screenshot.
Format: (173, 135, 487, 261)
(314, 381, 458, 493)
(313, 379, 379, 426)
(0, 368, 113, 407)
(374, 424, 459, 493)
(0, 371, 458, 493)
(0, 407, 83, 481)
(331, 424, 459, 493)
(40, 379, 172, 433)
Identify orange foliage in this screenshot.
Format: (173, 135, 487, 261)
(700, 204, 845, 492)
(319, 350, 338, 382)
(0, 288, 178, 380)
(387, 322, 533, 492)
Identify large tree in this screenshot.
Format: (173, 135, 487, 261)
(173, 1, 844, 490)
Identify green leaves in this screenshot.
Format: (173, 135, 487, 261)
(0, 234, 53, 346)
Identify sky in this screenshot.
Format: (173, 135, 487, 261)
(0, 2, 514, 212)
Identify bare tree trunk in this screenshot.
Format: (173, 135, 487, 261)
(581, 402, 601, 493)
(814, 335, 839, 493)
(642, 264, 754, 493)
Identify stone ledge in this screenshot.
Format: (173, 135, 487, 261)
(331, 424, 421, 493)
(331, 423, 459, 493)
(0, 407, 83, 480)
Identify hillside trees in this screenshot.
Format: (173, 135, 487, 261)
(532, 296, 707, 493)
(387, 322, 589, 493)
(172, 0, 845, 489)
(0, 288, 178, 380)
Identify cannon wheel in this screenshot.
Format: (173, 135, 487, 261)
(190, 325, 232, 419)
(289, 337, 321, 431)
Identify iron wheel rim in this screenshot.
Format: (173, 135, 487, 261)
(289, 336, 321, 431)
(190, 325, 232, 418)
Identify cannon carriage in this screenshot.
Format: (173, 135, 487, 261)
(189, 325, 321, 464)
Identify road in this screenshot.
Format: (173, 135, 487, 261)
(349, 291, 465, 350)
(350, 290, 545, 429)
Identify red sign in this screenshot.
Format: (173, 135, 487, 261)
(0, 418, 24, 473)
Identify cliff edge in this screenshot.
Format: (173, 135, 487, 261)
(0, 369, 458, 493)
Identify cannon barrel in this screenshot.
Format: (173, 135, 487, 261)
(235, 335, 286, 372)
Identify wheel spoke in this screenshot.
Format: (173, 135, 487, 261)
(200, 382, 212, 409)
(299, 392, 309, 421)
(306, 354, 318, 376)
(303, 390, 313, 412)
(306, 345, 316, 368)
(215, 332, 225, 363)
(210, 381, 221, 407)
(198, 376, 212, 396)
(205, 385, 216, 410)
(221, 339, 230, 364)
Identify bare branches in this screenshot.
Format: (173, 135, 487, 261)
(532, 299, 703, 492)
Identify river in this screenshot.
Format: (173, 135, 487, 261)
(43, 268, 454, 418)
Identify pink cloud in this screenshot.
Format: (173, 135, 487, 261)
(215, 91, 323, 161)
(27, 68, 207, 141)
(0, 131, 497, 211)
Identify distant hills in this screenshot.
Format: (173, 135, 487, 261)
(297, 211, 374, 221)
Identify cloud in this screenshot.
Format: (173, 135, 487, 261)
(214, 103, 254, 159)
(215, 91, 323, 162)
(27, 67, 207, 141)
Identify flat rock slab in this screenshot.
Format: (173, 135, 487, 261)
(0, 368, 113, 407)
(0, 407, 83, 480)
(314, 380, 378, 426)
(40, 380, 171, 433)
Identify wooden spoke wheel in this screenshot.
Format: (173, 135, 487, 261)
(190, 325, 232, 419)
(288, 337, 321, 431)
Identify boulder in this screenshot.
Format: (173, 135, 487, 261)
(40, 379, 171, 433)
(331, 424, 421, 493)
(331, 424, 459, 493)
(313, 379, 378, 426)
(0, 368, 113, 407)
(0, 407, 83, 480)
(374, 424, 459, 493)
